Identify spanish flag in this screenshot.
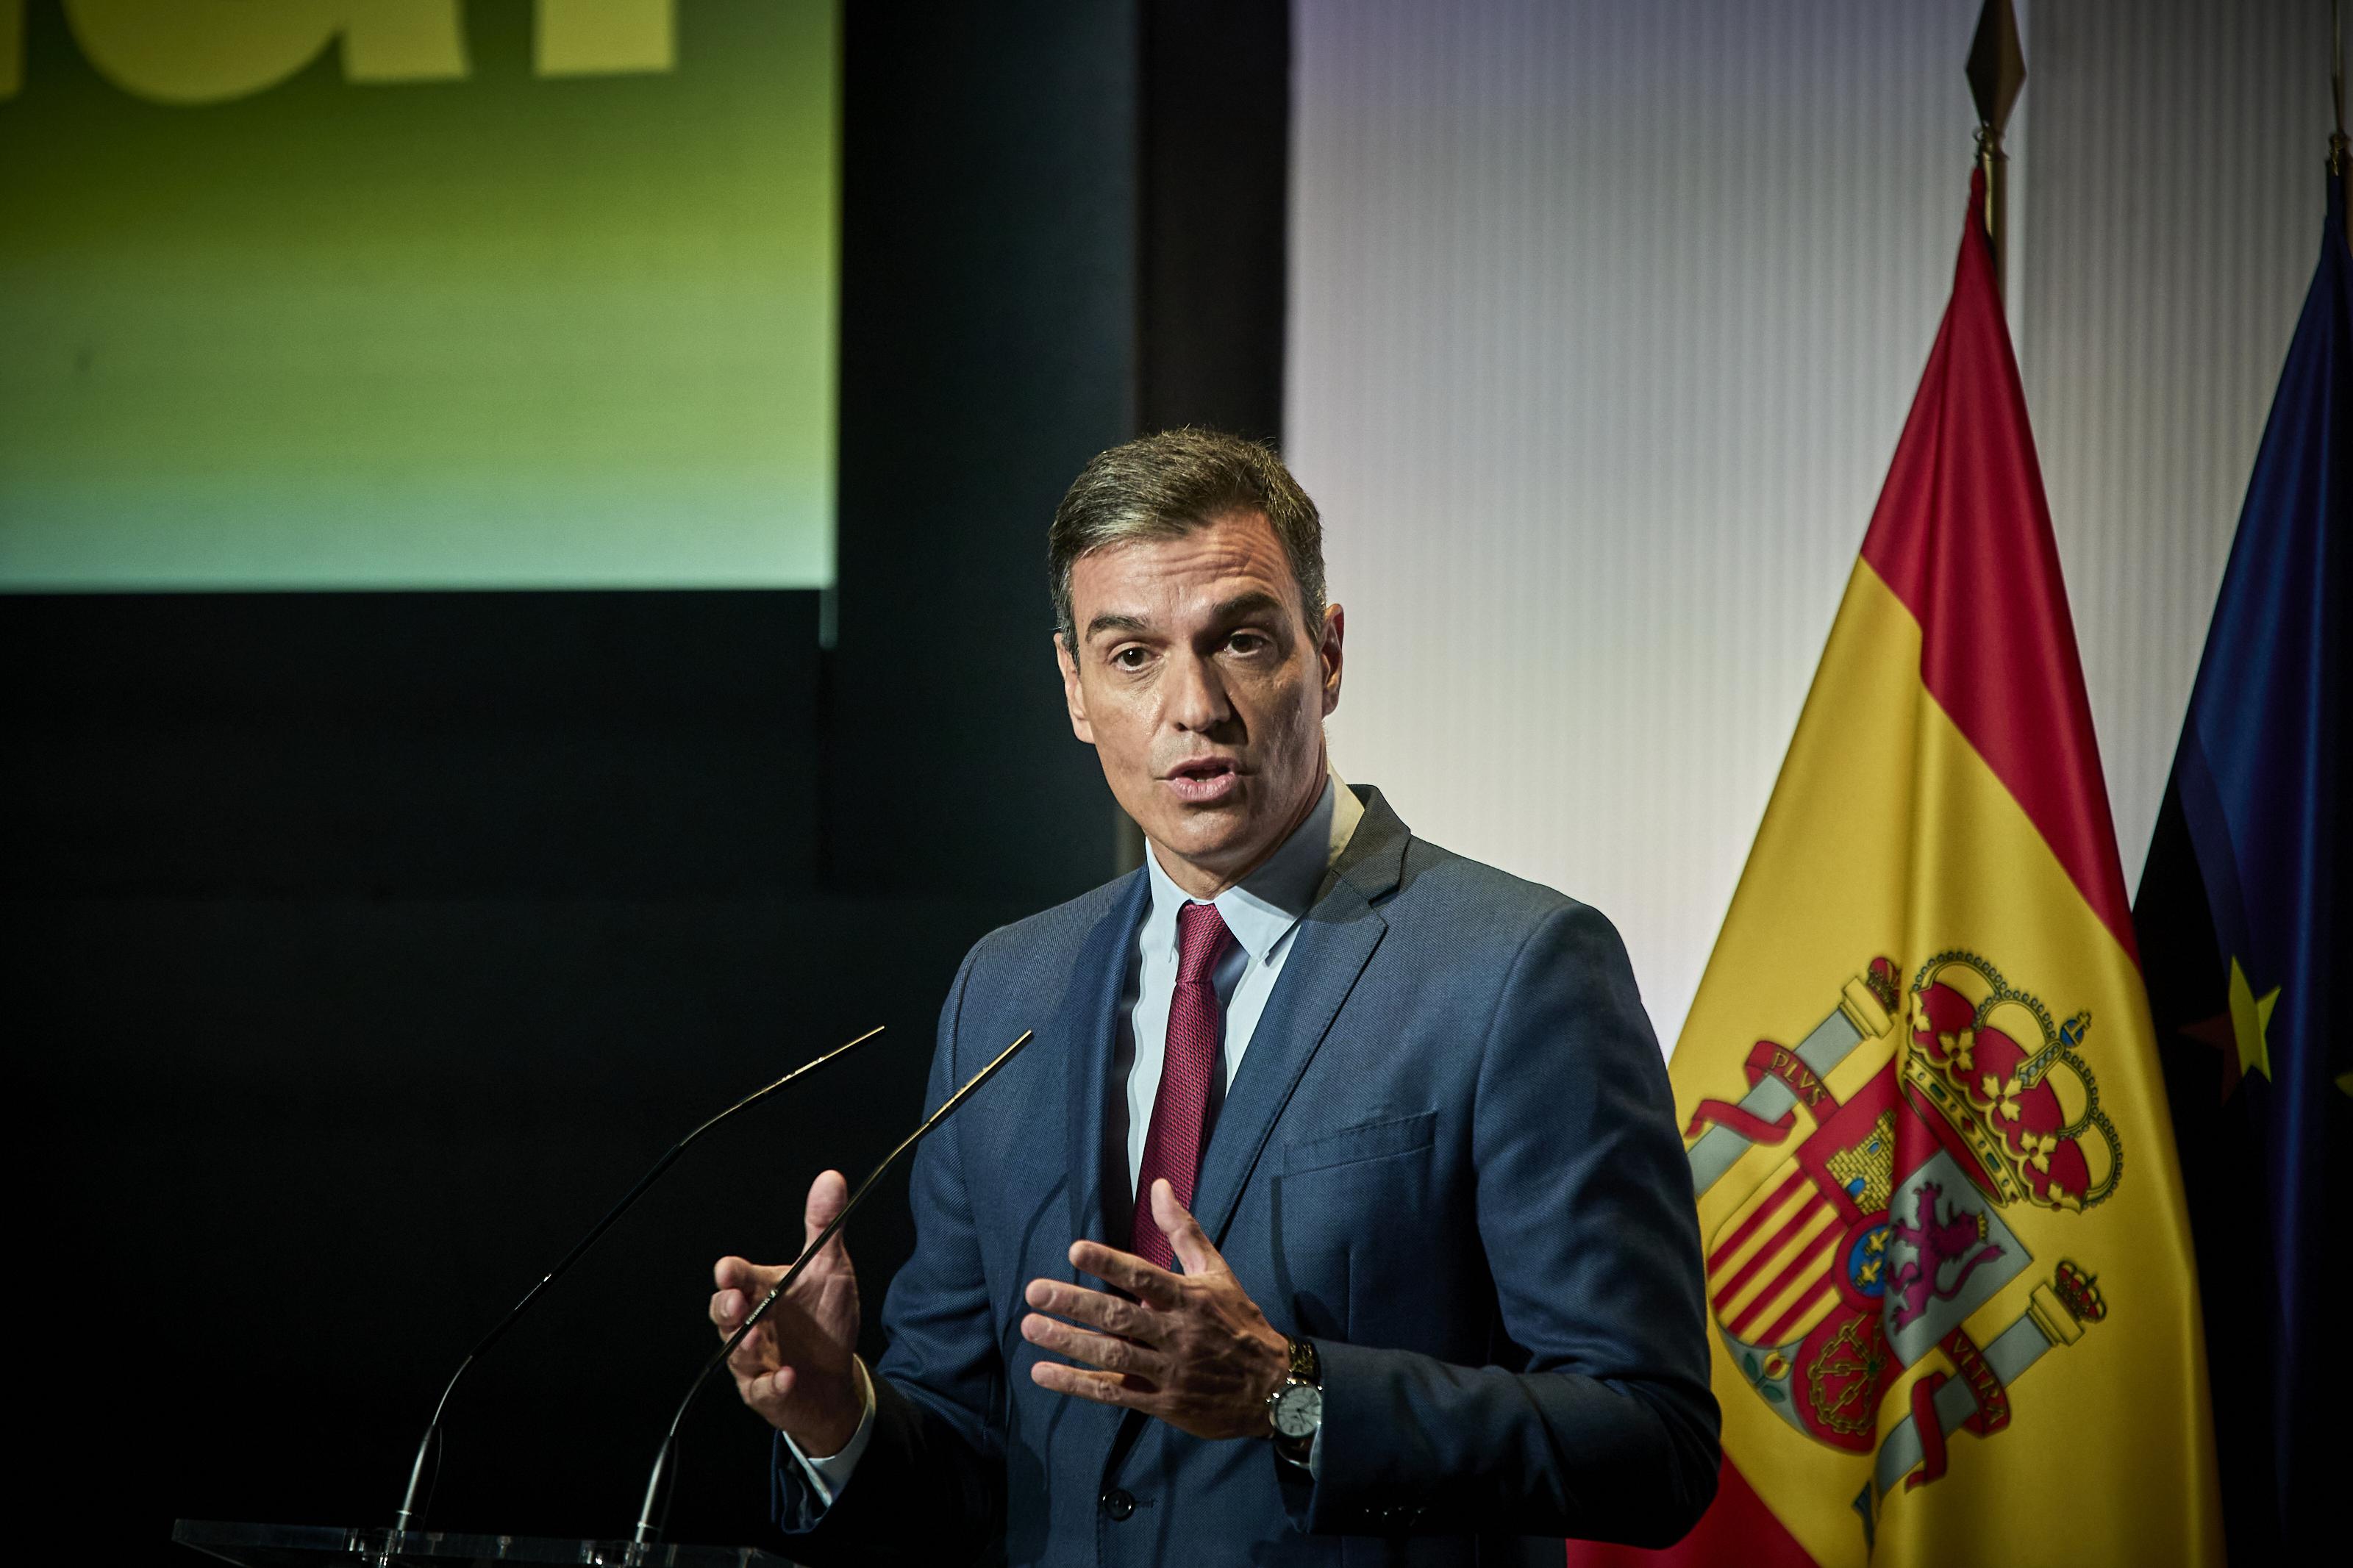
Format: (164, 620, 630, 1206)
(1591, 172, 2224, 1566)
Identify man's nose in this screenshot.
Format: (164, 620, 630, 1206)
(1165, 650, 1232, 733)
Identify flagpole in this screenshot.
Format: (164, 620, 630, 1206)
(2333, 0, 2349, 248)
(2333, 0, 2346, 175)
(1966, 0, 2026, 299)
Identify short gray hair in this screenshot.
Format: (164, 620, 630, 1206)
(1048, 429, 1326, 646)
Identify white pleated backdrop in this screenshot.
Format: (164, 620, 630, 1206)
(1285, 0, 2318, 1052)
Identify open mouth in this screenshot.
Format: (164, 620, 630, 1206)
(1163, 756, 1241, 804)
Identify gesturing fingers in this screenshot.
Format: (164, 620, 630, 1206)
(713, 1284, 757, 1331)
(1149, 1178, 1227, 1278)
(1030, 1203, 1290, 1440)
(1024, 1278, 1163, 1343)
(714, 1253, 782, 1296)
(1029, 1359, 1157, 1408)
(712, 1254, 782, 1337)
(1067, 1239, 1183, 1306)
(1020, 1311, 1168, 1386)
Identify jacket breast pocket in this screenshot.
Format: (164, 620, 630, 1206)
(1273, 1111, 1438, 1256)
(1268, 1112, 1440, 1341)
(1281, 1109, 1437, 1175)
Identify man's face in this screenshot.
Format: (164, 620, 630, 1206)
(1057, 511, 1344, 898)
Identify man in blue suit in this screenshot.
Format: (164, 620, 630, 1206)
(710, 431, 1718, 1563)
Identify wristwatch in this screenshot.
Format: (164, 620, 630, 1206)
(1265, 1334, 1322, 1468)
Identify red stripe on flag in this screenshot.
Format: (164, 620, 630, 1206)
(1855, 170, 2138, 964)
(1563, 1453, 1819, 1568)
(1733, 1228, 1842, 1344)
(1704, 1171, 1802, 1275)
(1710, 1194, 1830, 1314)
(1754, 1277, 1838, 1349)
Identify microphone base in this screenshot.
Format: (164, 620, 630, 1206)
(171, 1519, 798, 1568)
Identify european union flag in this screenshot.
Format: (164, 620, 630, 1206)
(2136, 172, 2349, 1562)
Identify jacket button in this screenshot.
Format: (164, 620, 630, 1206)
(1099, 1488, 1136, 1521)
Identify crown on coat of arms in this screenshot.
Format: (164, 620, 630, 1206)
(2052, 1259, 2107, 1324)
(1899, 952, 2124, 1213)
(1863, 956, 1902, 1019)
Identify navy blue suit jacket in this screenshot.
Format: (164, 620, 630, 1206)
(775, 787, 1718, 1564)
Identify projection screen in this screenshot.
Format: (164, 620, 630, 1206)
(0, 0, 839, 590)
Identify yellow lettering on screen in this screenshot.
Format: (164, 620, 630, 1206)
(341, 0, 470, 82)
(46, 0, 673, 104)
(64, 0, 461, 102)
(538, 0, 674, 76)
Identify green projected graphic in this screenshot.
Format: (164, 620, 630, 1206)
(0, 1, 838, 589)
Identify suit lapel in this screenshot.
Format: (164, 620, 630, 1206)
(1187, 788, 1411, 1251)
(1063, 868, 1150, 1259)
(1047, 870, 1149, 1471)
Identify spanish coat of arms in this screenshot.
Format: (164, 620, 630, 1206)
(1682, 955, 2119, 1540)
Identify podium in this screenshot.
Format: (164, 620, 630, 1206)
(172, 1521, 796, 1568)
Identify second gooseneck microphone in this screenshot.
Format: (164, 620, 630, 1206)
(630, 1027, 1038, 1547)
(390, 1024, 887, 1536)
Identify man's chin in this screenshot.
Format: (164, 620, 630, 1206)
(1136, 807, 1260, 873)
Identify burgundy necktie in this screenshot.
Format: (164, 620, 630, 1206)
(1131, 900, 1238, 1271)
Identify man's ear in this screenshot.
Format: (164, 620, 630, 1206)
(1317, 604, 1346, 717)
(1055, 633, 1096, 744)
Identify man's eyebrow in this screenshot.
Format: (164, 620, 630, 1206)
(1085, 592, 1290, 641)
(1211, 590, 1288, 623)
(1085, 611, 1151, 640)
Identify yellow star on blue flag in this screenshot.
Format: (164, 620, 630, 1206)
(2224, 956, 2281, 1084)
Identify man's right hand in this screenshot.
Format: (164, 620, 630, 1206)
(711, 1168, 865, 1457)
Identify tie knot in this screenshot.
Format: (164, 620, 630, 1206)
(1174, 901, 1237, 986)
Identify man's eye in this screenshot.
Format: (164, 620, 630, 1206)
(1112, 647, 1151, 670)
(1229, 631, 1269, 655)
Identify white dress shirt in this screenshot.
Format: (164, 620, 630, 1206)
(789, 769, 1364, 1504)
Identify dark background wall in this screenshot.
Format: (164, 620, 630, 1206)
(8, 3, 1285, 1561)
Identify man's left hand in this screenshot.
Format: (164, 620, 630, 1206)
(1021, 1178, 1290, 1441)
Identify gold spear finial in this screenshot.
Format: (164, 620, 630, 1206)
(1966, 0, 2026, 299)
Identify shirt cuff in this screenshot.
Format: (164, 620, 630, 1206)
(779, 1356, 876, 1510)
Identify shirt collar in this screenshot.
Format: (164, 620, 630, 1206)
(1143, 767, 1363, 964)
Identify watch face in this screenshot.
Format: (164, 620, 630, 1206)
(1272, 1383, 1323, 1439)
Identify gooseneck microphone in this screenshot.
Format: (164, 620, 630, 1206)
(390, 1024, 887, 1536)
(629, 1027, 1038, 1547)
